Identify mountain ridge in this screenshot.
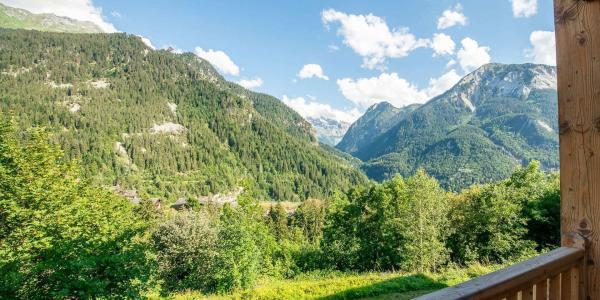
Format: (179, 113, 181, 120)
(336, 102, 420, 154)
(338, 62, 558, 189)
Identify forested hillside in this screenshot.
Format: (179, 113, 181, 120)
(339, 63, 558, 190)
(0, 29, 367, 202)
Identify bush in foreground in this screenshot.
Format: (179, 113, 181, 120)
(0, 121, 153, 299)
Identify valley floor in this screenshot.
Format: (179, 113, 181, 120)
(153, 264, 503, 300)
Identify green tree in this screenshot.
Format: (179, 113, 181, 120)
(151, 211, 218, 293)
(321, 171, 449, 272)
(447, 161, 558, 265)
(399, 169, 449, 272)
(292, 199, 326, 243)
(0, 120, 153, 299)
(213, 203, 262, 293)
(267, 202, 289, 241)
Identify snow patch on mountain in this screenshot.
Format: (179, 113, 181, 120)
(307, 117, 351, 146)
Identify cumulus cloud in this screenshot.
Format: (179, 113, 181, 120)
(526, 31, 556, 65)
(511, 0, 537, 18)
(137, 35, 155, 50)
(431, 33, 456, 56)
(457, 37, 491, 72)
(337, 73, 427, 108)
(424, 69, 462, 98)
(337, 70, 463, 109)
(194, 47, 240, 76)
(446, 59, 457, 68)
(238, 77, 264, 89)
(282, 95, 361, 123)
(437, 4, 467, 30)
(322, 9, 428, 70)
(297, 64, 329, 80)
(0, 0, 117, 32)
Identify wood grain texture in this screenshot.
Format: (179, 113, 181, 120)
(535, 279, 548, 300)
(549, 275, 560, 299)
(523, 286, 534, 300)
(555, 0, 600, 298)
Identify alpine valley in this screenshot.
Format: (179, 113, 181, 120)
(0, 2, 567, 299)
(0, 3, 559, 198)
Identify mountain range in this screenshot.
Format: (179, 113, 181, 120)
(336, 63, 558, 189)
(0, 3, 104, 33)
(0, 3, 560, 197)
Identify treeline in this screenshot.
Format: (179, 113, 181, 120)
(0, 119, 560, 298)
(0, 29, 366, 202)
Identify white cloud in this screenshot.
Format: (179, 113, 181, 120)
(446, 59, 457, 68)
(328, 44, 340, 52)
(431, 33, 456, 56)
(137, 35, 155, 50)
(425, 69, 462, 98)
(526, 31, 556, 65)
(0, 0, 117, 32)
(297, 64, 329, 80)
(110, 11, 121, 18)
(457, 37, 491, 72)
(511, 0, 538, 18)
(322, 9, 428, 70)
(282, 95, 361, 123)
(194, 47, 240, 76)
(337, 73, 427, 108)
(238, 77, 264, 89)
(437, 4, 467, 30)
(337, 70, 463, 108)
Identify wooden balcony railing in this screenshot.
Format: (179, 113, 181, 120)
(415, 243, 586, 300)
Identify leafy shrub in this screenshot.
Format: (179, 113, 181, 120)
(151, 211, 218, 293)
(0, 121, 153, 299)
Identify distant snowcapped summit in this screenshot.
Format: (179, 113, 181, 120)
(307, 117, 351, 146)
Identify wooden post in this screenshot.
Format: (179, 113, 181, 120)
(555, 0, 600, 298)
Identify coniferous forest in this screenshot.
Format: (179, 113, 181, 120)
(0, 29, 366, 202)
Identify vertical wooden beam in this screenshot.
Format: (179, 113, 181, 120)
(555, 0, 600, 298)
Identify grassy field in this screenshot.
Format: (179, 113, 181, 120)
(153, 264, 503, 300)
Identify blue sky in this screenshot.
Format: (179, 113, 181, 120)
(2, 0, 556, 123)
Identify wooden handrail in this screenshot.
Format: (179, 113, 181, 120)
(415, 247, 585, 300)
